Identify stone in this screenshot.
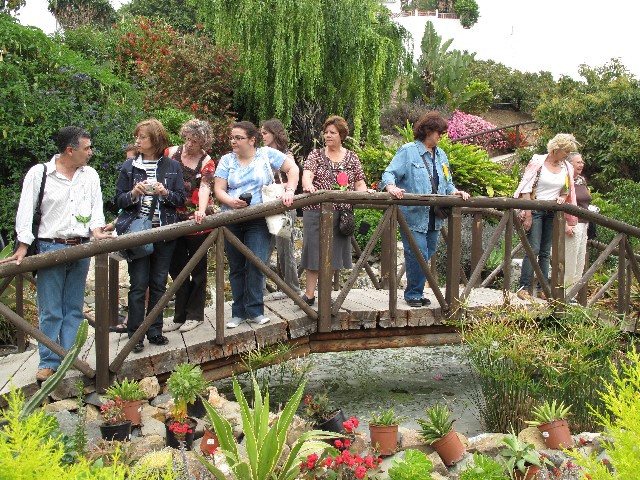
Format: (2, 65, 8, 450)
(44, 399, 78, 413)
(50, 410, 77, 437)
(140, 415, 166, 438)
(150, 392, 172, 407)
(518, 426, 547, 451)
(139, 376, 161, 400)
(430, 473, 448, 480)
(468, 432, 508, 457)
(131, 433, 166, 454)
(286, 415, 312, 448)
(428, 450, 448, 476)
(398, 426, 430, 452)
(85, 404, 100, 422)
(206, 386, 227, 408)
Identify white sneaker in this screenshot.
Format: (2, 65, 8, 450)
(179, 320, 201, 333)
(249, 315, 270, 325)
(271, 291, 287, 300)
(226, 317, 245, 328)
(163, 321, 182, 332)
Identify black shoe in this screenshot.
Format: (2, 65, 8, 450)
(110, 322, 128, 333)
(407, 297, 431, 307)
(133, 340, 144, 353)
(302, 294, 315, 306)
(148, 335, 169, 346)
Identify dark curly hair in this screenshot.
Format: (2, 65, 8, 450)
(413, 112, 448, 142)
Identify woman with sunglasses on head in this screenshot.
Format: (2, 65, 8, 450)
(379, 111, 469, 308)
(115, 118, 185, 353)
(300, 115, 372, 306)
(214, 121, 299, 328)
(260, 118, 302, 298)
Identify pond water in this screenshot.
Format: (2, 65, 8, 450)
(216, 344, 484, 437)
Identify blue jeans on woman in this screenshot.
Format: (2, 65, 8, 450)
(36, 240, 91, 370)
(127, 239, 176, 339)
(225, 218, 271, 319)
(519, 209, 554, 289)
(401, 228, 440, 302)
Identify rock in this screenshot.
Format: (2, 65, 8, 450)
(398, 426, 430, 452)
(430, 473, 448, 480)
(150, 392, 172, 407)
(85, 404, 100, 422)
(44, 399, 78, 413)
(50, 410, 77, 437)
(207, 387, 226, 408)
(139, 376, 161, 400)
(286, 415, 312, 448)
(518, 426, 547, 451)
(468, 432, 508, 457)
(140, 415, 166, 438)
(428, 450, 448, 476)
(131, 434, 166, 454)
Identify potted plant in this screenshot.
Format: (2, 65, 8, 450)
(99, 399, 132, 441)
(166, 363, 210, 449)
(368, 406, 407, 456)
(104, 378, 146, 426)
(200, 422, 220, 456)
(525, 399, 573, 450)
(303, 392, 346, 434)
(500, 432, 552, 480)
(417, 403, 466, 466)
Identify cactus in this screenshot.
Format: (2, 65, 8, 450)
(20, 319, 89, 419)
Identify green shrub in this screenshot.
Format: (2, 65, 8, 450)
(379, 102, 432, 136)
(388, 449, 433, 480)
(462, 303, 625, 433)
(568, 346, 640, 479)
(459, 80, 493, 115)
(355, 143, 395, 185)
(353, 208, 400, 259)
(459, 453, 507, 479)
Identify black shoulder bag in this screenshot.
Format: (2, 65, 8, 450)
(420, 151, 450, 219)
(14, 164, 48, 258)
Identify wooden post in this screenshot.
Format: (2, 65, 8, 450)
(470, 213, 483, 287)
(318, 203, 334, 332)
(551, 211, 565, 302)
(388, 206, 398, 318)
(108, 256, 120, 327)
(618, 235, 628, 315)
(94, 253, 110, 392)
(380, 205, 393, 290)
(445, 207, 462, 316)
(216, 229, 225, 345)
(577, 243, 589, 305)
(503, 209, 513, 293)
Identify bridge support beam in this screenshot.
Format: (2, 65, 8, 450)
(445, 207, 462, 316)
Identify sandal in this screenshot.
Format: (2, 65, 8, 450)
(148, 335, 169, 346)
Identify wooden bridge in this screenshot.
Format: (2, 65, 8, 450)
(1, 191, 639, 403)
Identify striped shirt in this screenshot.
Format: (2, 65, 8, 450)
(138, 157, 161, 225)
(15, 155, 106, 245)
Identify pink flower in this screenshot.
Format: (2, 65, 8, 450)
(354, 465, 367, 479)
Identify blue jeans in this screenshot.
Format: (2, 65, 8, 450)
(37, 240, 91, 370)
(401, 228, 440, 301)
(127, 239, 176, 339)
(225, 218, 271, 319)
(519, 209, 554, 289)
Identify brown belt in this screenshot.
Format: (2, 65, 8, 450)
(39, 237, 89, 245)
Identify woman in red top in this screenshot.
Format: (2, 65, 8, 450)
(165, 119, 216, 333)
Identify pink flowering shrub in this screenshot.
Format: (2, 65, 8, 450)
(447, 110, 508, 150)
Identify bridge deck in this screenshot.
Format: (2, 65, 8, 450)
(0, 287, 523, 404)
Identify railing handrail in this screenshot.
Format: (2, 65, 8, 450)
(0, 191, 638, 277)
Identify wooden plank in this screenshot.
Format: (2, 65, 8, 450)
(252, 314, 288, 347)
(266, 297, 316, 339)
(182, 307, 222, 365)
(309, 332, 461, 352)
(0, 349, 40, 405)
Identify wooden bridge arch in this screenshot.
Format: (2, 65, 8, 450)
(0, 191, 638, 397)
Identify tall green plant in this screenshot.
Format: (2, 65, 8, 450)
(196, 376, 335, 480)
(192, 0, 410, 142)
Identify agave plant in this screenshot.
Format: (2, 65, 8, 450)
(525, 399, 572, 426)
(195, 376, 337, 480)
(500, 432, 551, 475)
(368, 406, 408, 427)
(416, 403, 455, 443)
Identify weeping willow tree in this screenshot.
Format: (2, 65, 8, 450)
(190, 0, 411, 142)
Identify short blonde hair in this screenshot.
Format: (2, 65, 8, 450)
(547, 133, 580, 154)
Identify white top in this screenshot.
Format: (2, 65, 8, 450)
(15, 155, 106, 245)
(520, 163, 567, 200)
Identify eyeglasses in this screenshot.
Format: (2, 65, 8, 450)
(229, 135, 247, 142)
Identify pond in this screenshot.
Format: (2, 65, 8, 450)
(215, 344, 484, 437)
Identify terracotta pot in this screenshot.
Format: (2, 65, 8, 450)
(430, 429, 466, 466)
(120, 399, 143, 426)
(514, 464, 540, 480)
(100, 421, 132, 441)
(315, 410, 347, 434)
(165, 417, 197, 450)
(200, 427, 220, 455)
(538, 419, 572, 449)
(369, 424, 398, 456)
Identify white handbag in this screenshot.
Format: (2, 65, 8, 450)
(261, 151, 293, 238)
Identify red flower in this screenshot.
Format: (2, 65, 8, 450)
(336, 171, 349, 187)
(334, 439, 343, 449)
(190, 103, 198, 111)
(344, 438, 351, 447)
(191, 188, 200, 205)
(354, 465, 367, 479)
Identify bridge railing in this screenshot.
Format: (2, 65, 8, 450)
(0, 192, 638, 390)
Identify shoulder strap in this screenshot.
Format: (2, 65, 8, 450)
(147, 158, 172, 220)
(419, 152, 438, 193)
(32, 164, 48, 235)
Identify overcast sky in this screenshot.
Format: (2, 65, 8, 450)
(12, 0, 640, 79)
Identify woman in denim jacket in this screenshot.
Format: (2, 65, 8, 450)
(115, 118, 185, 353)
(380, 112, 469, 308)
